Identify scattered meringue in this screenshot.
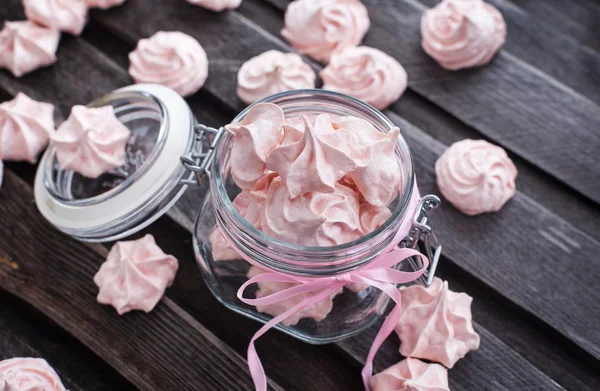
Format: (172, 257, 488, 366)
(267, 115, 356, 198)
(23, 0, 89, 36)
(369, 358, 450, 391)
(248, 266, 343, 325)
(321, 46, 408, 110)
(237, 50, 316, 105)
(435, 139, 517, 215)
(225, 103, 284, 189)
(129, 31, 208, 97)
(186, 0, 242, 12)
(0, 21, 60, 77)
(281, 0, 370, 63)
(51, 105, 131, 178)
(94, 234, 179, 315)
(261, 177, 362, 247)
(0, 93, 55, 163)
(86, 0, 126, 9)
(0, 357, 67, 391)
(395, 277, 480, 368)
(421, 0, 506, 70)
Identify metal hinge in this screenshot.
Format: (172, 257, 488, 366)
(400, 194, 442, 287)
(179, 124, 225, 186)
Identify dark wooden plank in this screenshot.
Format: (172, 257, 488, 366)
(417, 0, 600, 104)
(0, 19, 363, 391)
(87, 0, 600, 363)
(505, 0, 600, 52)
(0, 170, 284, 391)
(259, 0, 600, 205)
(0, 292, 137, 391)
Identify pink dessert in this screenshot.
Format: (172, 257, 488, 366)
(186, 0, 242, 12)
(395, 277, 480, 368)
(85, 0, 126, 9)
(23, 0, 89, 36)
(281, 0, 370, 63)
(51, 105, 131, 178)
(0, 357, 67, 391)
(421, 0, 506, 70)
(0, 161, 3, 191)
(237, 50, 316, 105)
(435, 139, 517, 215)
(369, 358, 450, 391)
(0, 93, 55, 163)
(94, 234, 179, 315)
(0, 21, 60, 77)
(129, 31, 208, 97)
(321, 46, 408, 110)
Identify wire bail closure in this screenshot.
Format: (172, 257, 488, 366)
(179, 124, 224, 186)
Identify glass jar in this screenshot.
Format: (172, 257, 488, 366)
(34, 84, 441, 345)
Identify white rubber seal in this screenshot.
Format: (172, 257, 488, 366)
(34, 84, 193, 235)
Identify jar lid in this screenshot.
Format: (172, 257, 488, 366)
(34, 84, 198, 242)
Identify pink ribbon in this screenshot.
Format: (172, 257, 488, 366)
(224, 186, 429, 391)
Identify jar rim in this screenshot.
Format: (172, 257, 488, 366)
(212, 89, 415, 260)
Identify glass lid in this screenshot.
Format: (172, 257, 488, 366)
(34, 84, 197, 242)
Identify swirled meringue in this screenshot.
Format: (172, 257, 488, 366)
(186, 0, 242, 12)
(0, 21, 60, 77)
(369, 358, 450, 391)
(51, 105, 131, 178)
(359, 202, 392, 235)
(435, 139, 517, 215)
(281, 0, 370, 63)
(0, 358, 66, 391)
(94, 234, 179, 315)
(248, 266, 343, 325)
(237, 50, 316, 105)
(85, 0, 126, 9)
(209, 227, 240, 261)
(321, 46, 407, 109)
(267, 115, 356, 197)
(395, 277, 480, 368)
(129, 31, 208, 97)
(0, 93, 55, 163)
(421, 0, 506, 70)
(23, 0, 89, 36)
(261, 177, 362, 246)
(226, 103, 284, 189)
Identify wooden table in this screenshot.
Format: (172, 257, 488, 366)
(1, 0, 599, 390)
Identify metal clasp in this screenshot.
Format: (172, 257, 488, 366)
(400, 194, 442, 287)
(179, 124, 225, 186)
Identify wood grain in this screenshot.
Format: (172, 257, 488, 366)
(260, 0, 600, 205)
(0, 170, 282, 391)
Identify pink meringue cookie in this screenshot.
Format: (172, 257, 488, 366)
(330, 116, 401, 207)
(435, 139, 517, 215)
(248, 266, 342, 325)
(267, 115, 356, 198)
(395, 277, 480, 368)
(359, 202, 392, 235)
(369, 358, 450, 391)
(85, 0, 126, 9)
(0, 93, 55, 163)
(0, 358, 67, 391)
(0, 21, 60, 77)
(281, 0, 370, 63)
(225, 103, 284, 189)
(0, 161, 3, 191)
(261, 177, 362, 246)
(129, 31, 208, 97)
(237, 50, 316, 105)
(23, 0, 89, 36)
(186, 0, 242, 12)
(94, 234, 179, 315)
(321, 46, 408, 110)
(421, 0, 506, 70)
(51, 105, 131, 178)
(209, 227, 240, 261)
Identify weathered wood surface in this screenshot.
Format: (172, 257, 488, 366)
(85, 0, 600, 362)
(261, 0, 600, 205)
(0, 171, 285, 391)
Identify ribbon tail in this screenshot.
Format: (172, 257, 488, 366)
(246, 284, 343, 391)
